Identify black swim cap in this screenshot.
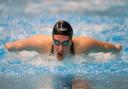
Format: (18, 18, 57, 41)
(52, 20, 73, 38)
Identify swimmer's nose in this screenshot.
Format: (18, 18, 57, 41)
(58, 44, 63, 52)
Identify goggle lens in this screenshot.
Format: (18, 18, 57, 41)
(53, 39, 71, 46)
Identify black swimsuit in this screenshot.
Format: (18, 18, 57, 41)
(51, 40, 75, 56)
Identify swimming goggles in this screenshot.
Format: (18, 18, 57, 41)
(53, 39, 71, 46)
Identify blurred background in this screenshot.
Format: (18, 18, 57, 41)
(0, 0, 128, 89)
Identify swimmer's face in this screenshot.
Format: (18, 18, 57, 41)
(53, 35, 72, 61)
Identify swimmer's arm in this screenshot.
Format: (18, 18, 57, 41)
(5, 35, 47, 53)
(91, 40, 122, 54)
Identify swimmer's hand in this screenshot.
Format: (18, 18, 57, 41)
(113, 44, 122, 54)
(5, 42, 16, 51)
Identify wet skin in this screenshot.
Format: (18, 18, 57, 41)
(53, 35, 72, 61)
(5, 34, 122, 61)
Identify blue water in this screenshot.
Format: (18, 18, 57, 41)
(0, 0, 128, 89)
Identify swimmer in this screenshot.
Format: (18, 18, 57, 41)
(5, 20, 122, 61)
(5, 20, 122, 89)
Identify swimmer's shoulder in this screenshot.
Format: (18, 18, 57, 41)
(72, 36, 97, 54)
(32, 34, 52, 40)
(73, 36, 96, 44)
(31, 34, 53, 53)
(31, 34, 52, 43)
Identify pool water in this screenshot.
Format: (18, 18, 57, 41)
(0, 0, 128, 89)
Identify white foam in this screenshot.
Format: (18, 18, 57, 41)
(4, 48, 117, 67)
(13, 51, 62, 67)
(88, 53, 116, 63)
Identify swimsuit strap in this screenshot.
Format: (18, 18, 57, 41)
(50, 40, 75, 56)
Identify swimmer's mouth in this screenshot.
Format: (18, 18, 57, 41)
(58, 53, 63, 55)
(57, 53, 63, 61)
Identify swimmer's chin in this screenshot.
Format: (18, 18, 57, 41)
(57, 54, 64, 61)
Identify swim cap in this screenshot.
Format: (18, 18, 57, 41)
(52, 20, 73, 38)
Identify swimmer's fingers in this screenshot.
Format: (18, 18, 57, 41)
(115, 44, 122, 52)
(5, 42, 16, 51)
(112, 44, 122, 54)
